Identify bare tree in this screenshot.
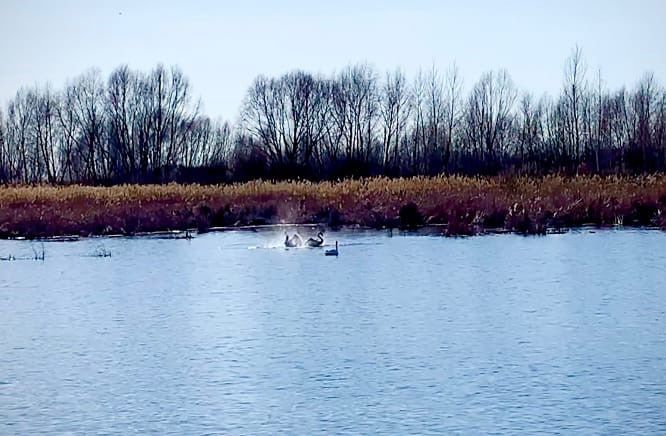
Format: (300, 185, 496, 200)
(410, 70, 427, 173)
(2, 58, 666, 184)
(242, 75, 283, 166)
(516, 93, 546, 174)
(589, 69, 607, 173)
(67, 69, 107, 182)
(5, 89, 34, 182)
(656, 89, 666, 168)
(463, 70, 517, 171)
(32, 85, 59, 182)
(107, 65, 138, 180)
(57, 83, 80, 182)
(562, 45, 588, 166)
(0, 108, 6, 182)
(424, 66, 446, 174)
(631, 73, 658, 170)
(379, 68, 411, 170)
(208, 120, 234, 167)
(181, 116, 212, 167)
(144, 65, 199, 179)
(242, 71, 332, 175)
(443, 64, 463, 171)
(330, 64, 379, 166)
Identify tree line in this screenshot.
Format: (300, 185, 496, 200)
(1, 47, 665, 184)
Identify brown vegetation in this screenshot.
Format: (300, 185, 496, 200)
(1, 175, 665, 238)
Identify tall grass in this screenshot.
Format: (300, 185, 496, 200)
(1, 175, 665, 238)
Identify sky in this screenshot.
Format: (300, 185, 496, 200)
(1, 0, 665, 121)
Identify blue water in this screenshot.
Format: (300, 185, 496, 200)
(1, 229, 665, 433)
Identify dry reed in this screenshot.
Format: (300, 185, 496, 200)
(1, 175, 665, 238)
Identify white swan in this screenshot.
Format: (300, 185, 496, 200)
(305, 232, 324, 247)
(285, 233, 302, 247)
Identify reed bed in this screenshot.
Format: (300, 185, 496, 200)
(1, 175, 665, 238)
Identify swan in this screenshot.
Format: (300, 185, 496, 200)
(305, 232, 324, 247)
(324, 241, 339, 256)
(284, 233, 302, 248)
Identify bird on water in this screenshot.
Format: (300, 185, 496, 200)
(284, 233, 302, 247)
(305, 232, 325, 247)
(325, 241, 339, 256)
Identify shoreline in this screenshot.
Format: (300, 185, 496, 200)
(1, 176, 665, 239)
(1, 223, 663, 244)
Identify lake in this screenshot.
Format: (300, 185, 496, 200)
(1, 229, 665, 433)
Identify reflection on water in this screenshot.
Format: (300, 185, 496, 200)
(1, 229, 665, 433)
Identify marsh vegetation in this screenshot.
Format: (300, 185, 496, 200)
(1, 175, 664, 238)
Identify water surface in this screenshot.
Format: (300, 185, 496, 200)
(1, 229, 665, 433)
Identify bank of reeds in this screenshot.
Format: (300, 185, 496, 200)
(1, 175, 665, 238)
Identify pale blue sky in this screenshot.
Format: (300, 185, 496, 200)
(1, 0, 664, 120)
